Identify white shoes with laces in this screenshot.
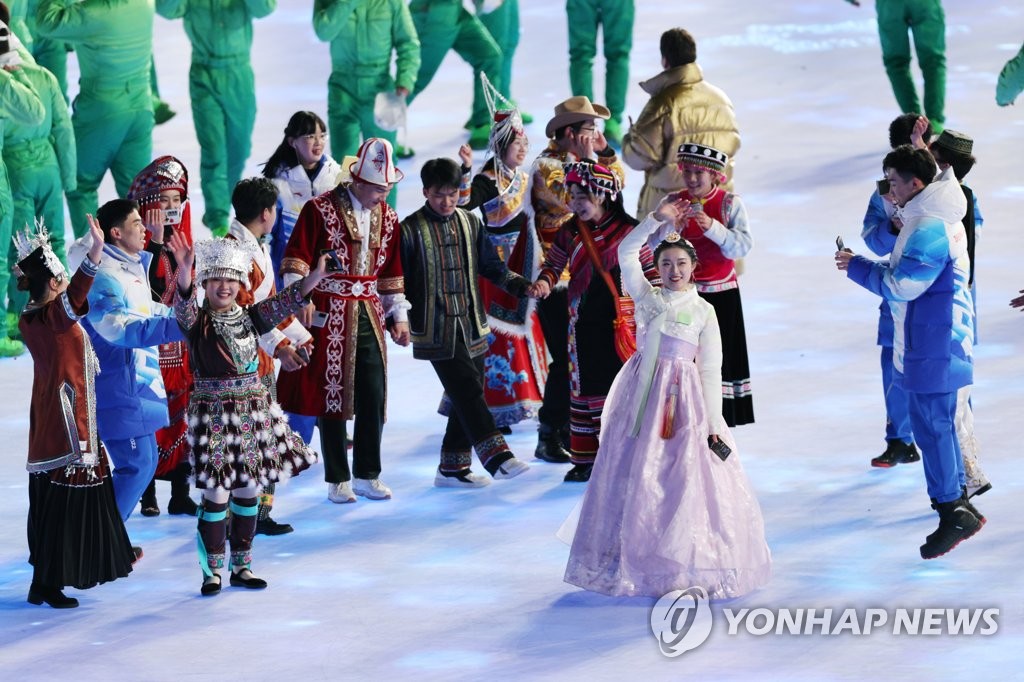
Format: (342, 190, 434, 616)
(327, 481, 356, 503)
(353, 477, 392, 500)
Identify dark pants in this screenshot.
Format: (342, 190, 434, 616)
(319, 307, 384, 483)
(536, 287, 570, 431)
(430, 327, 507, 470)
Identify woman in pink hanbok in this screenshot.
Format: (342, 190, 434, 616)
(562, 197, 771, 600)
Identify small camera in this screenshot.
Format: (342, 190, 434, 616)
(876, 179, 891, 196)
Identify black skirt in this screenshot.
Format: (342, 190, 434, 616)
(699, 287, 755, 427)
(27, 454, 134, 590)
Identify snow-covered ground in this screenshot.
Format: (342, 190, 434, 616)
(2, 1, 1022, 679)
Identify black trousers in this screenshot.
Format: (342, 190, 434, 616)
(535, 287, 570, 430)
(430, 326, 499, 453)
(319, 307, 384, 482)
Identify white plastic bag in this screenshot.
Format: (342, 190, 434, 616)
(374, 91, 407, 132)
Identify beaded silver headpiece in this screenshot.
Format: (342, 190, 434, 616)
(195, 238, 251, 284)
(12, 218, 67, 280)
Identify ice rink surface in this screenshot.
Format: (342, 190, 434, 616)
(1, 1, 1022, 679)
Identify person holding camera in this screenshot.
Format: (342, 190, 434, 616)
(660, 143, 754, 428)
(126, 156, 200, 518)
(836, 145, 984, 560)
(562, 196, 771, 599)
(278, 137, 410, 504)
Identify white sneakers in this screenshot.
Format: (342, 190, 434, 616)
(353, 478, 392, 500)
(434, 468, 491, 488)
(326, 481, 356, 504)
(493, 457, 530, 480)
(433, 457, 530, 488)
(328, 479, 392, 502)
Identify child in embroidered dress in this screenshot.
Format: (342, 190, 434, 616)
(166, 231, 329, 596)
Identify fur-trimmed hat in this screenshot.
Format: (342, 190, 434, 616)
(349, 137, 404, 186)
(195, 238, 251, 285)
(931, 129, 973, 157)
(545, 96, 611, 139)
(677, 142, 729, 182)
(563, 160, 622, 200)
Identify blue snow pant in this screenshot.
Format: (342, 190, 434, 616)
(881, 346, 913, 443)
(907, 390, 965, 504)
(105, 433, 160, 522)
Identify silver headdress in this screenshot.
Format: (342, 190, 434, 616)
(195, 238, 252, 284)
(480, 72, 527, 195)
(12, 218, 67, 281)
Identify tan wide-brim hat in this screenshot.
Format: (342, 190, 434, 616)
(545, 96, 611, 139)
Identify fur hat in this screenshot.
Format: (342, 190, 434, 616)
(563, 161, 622, 200)
(195, 238, 251, 285)
(677, 142, 729, 182)
(931, 129, 973, 157)
(349, 137, 404, 186)
(545, 96, 611, 139)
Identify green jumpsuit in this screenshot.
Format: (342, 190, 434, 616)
(408, 0, 501, 134)
(0, 66, 45, 347)
(996, 43, 1024, 107)
(313, 0, 419, 208)
(566, 0, 634, 134)
(875, 0, 946, 130)
(25, 0, 70, 103)
(156, 0, 275, 237)
(35, 0, 155, 239)
(3, 60, 76, 320)
(472, 0, 523, 120)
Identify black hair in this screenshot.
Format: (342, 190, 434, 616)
(554, 120, 588, 142)
(929, 144, 977, 181)
(888, 113, 932, 148)
(261, 111, 327, 178)
(660, 28, 697, 68)
(232, 177, 279, 224)
(96, 199, 140, 243)
(654, 238, 698, 266)
(883, 144, 937, 187)
(420, 157, 462, 191)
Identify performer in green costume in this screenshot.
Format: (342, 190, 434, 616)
(35, 0, 155, 239)
(312, 0, 419, 208)
(566, 0, 635, 145)
(0, 3, 45, 356)
(156, 0, 275, 237)
(472, 0, 531, 126)
(874, 0, 946, 132)
(408, 0, 501, 150)
(3, 52, 75, 327)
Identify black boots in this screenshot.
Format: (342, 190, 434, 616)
(168, 477, 199, 516)
(140, 480, 160, 517)
(563, 463, 593, 483)
(28, 584, 79, 608)
(920, 498, 983, 560)
(871, 439, 920, 468)
(535, 424, 570, 464)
